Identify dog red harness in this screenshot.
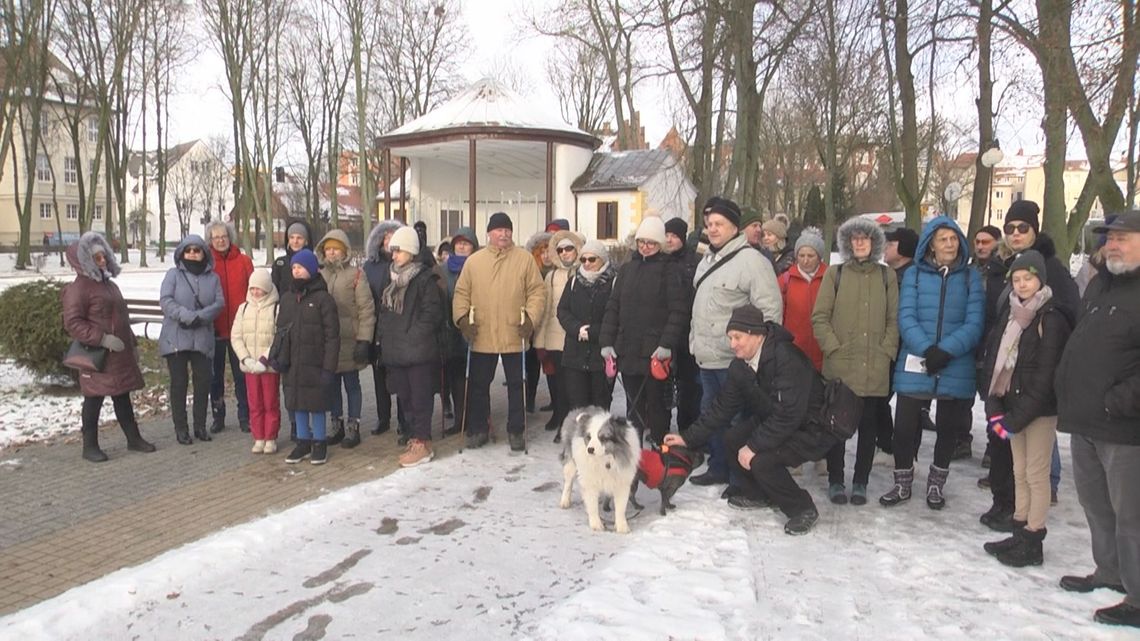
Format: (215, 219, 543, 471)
(638, 447, 696, 490)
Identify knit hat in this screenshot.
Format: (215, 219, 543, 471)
(322, 237, 347, 254)
(580, 238, 609, 263)
(546, 219, 569, 232)
(413, 220, 427, 231)
(389, 226, 421, 256)
(290, 249, 319, 278)
(886, 227, 919, 258)
(248, 269, 274, 296)
(725, 304, 767, 335)
(702, 196, 742, 228)
(287, 222, 309, 242)
(452, 226, 479, 249)
(976, 225, 1003, 242)
(740, 207, 763, 229)
(487, 212, 513, 232)
(1008, 249, 1047, 281)
(1006, 200, 1041, 234)
(664, 218, 688, 240)
(794, 226, 826, 258)
(762, 218, 788, 240)
(635, 216, 666, 245)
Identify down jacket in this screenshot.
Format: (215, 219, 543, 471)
(893, 216, 984, 400)
(61, 233, 145, 397)
(362, 220, 406, 348)
(812, 217, 899, 397)
(558, 262, 617, 372)
(277, 273, 339, 412)
(158, 236, 225, 358)
(534, 230, 583, 351)
(452, 242, 546, 354)
(230, 269, 280, 373)
(599, 250, 689, 376)
(779, 263, 827, 371)
(317, 229, 376, 373)
(377, 265, 444, 368)
(691, 233, 783, 369)
(207, 222, 254, 340)
(682, 323, 835, 465)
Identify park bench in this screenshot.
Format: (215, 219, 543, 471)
(124, 298, 164, 334)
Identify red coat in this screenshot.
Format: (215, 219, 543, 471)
(778, 263, 826, 371)
(210, 244, 254, 339)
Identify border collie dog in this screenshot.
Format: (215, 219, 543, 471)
(558, 407, 640, 533)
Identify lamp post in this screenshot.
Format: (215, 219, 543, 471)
(980, 140, 1004, 226)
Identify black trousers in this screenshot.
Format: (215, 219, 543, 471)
(724, 418, 816, 518)
(674, 348, 702, 432)
(371, 360, 406, 430)
(386, 362, 435, 441)
(525, 347, 539, 408)
(621, 373, 670, 445)
(826, 396, 886, 486)
(894, 395, 972, 469)
(562, 367, 613, 413)
(445, 355, 467, 429)
(547, 351, 570, 427)
(468, 352, 525, 435)
(82, 393, 135, 432)
(166, 350, 212, 432)
(987, 432, 1015, 508)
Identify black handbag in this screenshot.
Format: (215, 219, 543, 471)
(63, 340, 108, 372)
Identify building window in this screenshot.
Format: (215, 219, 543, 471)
(39, 203, 52, 219)
(1014, 191, 1023, 202)
(439, 209, 461, 239)
(88, 159, 98, 183)
(39, 110, 49, 132)
(64, 157, 78, 184)
(391, 208, 406, 223)
(994, 190, 1004, 199)
(995, 208, 1004, 220)
(87, 117, 98, 143)
(94, 205, 103, 221)
(36, 154, 51, 182)
(597, 201, 618, 240)
(66, 204, 79, 220)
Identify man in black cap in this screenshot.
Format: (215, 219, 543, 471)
(884, 227, 919, 282)
(664, 217, 702, 432)
(1055, 210, 1140, 628)
(665, 304, 835, 535)
(452, 212, 546, 452)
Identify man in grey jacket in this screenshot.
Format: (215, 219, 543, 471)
(689, 197, 782, 486)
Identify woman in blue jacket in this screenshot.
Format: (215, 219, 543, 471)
(880, 216, 984, 510)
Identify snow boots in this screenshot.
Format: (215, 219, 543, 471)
(81, 424, 108, 463)
(341, 418, 361, 449)
(986, 527, 1046, 567)
(326, 417, 345, 446)
(285, 440, 312, 464)
(121, 420, 156, 454)
(879, 468, 914, 506)
(926, 465, 949, 510)
(310, 440, 328, 465)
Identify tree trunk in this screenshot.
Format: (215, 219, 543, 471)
(968, 0, 995, 241)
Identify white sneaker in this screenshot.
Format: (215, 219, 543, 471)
(264, 440, 277, 454)
(251, 440, 265, 453)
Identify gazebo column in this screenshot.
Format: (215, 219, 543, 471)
(469, 139, 477, 228)
(383, 148, 391, 221)
(399, 156, 407, 223)
(545, 141, 554, 224)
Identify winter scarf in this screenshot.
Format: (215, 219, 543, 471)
(382, 261, 423, 315)
(988, 285, 1053, 398)
(183, 259, 207, 276)
(447, 253, 468, 274)
(576, 261, 610, 284)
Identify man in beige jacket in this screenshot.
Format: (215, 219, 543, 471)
(453, 212, 546, 451)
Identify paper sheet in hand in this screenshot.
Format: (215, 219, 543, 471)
(904, 354, 927, 374)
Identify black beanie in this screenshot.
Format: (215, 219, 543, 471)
(665, 218, 689, 240)
(703, 196, 742, 228)
(977, 225, 1003, 242)
(1008, 249, 1047, 281)
(1006, 200, 1040, 234)
(487, 212, 513, 233)
(886, 227, 919, 259)
(725, 304, 767, 336)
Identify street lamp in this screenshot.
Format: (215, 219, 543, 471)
(980, 140, 1004, 226)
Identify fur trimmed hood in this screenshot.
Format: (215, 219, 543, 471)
(66, 232, 120, 281)
(546, 230, 584, 268)
(836, 216, 885, 263)
(366, 220, 406, 262)
(525, 231, 552, 253)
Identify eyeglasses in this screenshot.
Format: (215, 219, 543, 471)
(557, 245, 576, 253)
(636, 239, 659, 246)
(1004, 222, 1031, 235)
(580, 256, 600, 264)
(184, 247, 204, 254)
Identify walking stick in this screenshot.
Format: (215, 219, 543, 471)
(459, 307, 474, 453)
(520, 307, 529, 454)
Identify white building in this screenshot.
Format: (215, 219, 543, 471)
(126, 140, 232, 245)
(571, 149, 696, 241)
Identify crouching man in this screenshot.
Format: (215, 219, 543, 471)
(664, 304, 837, 535)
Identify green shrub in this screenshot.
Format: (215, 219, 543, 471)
(0, 279, 72, 379)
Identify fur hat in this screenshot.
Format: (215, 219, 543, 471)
(794, 226, 826, 258)
(725, 304, 767, 335)
(665, 217, 688, 240)
(1009, 249, 1047, 281)
(886, 227, 919, 259)
(702, 196, 742, 228)
(290, 249, 319, 278)
(389, 226, 421, 256)
(635, 216, 667, 245)
(1006, 200, 1041, 234)
(487, 212, 513, 232)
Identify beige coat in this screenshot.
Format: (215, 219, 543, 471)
(453, 242, 546, 354)
(534, 230, 583, 351)
(317, 229, 376, 373)
(231, 270, 281, 374)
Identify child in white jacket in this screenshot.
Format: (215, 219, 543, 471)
(231, 269, 280, 453)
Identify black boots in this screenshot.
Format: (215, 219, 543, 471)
(194, 425, 212, 442)
(311, 440, 328, 465)
(81, 425, 108, 463)
(980, 502, 1018, 532)
(174, 424, 193, 445)
(327, 417, 345, 446)
(120, 421, 156, 453)
(880, 468, 914, 506)
(285, 440, 312, 463)
(341, 418, 361, 449)
(986, 527, 1046, 567)
(784, 508, 819, 535)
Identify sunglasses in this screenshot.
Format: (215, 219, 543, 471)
(184, 247, 204, 254)
(1004, 222, 1032, 235)
(556, 245, 576, 253)
(580, 256, 600, 264)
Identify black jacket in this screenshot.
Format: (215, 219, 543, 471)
(271, 218, 315, 294)
(278, 274, 339, 412)
(682, 323, 835, 464)
(981, 298, 1070, 432)
(1056, 268, 1140, 444)
(558, 265, 616, 372)
(377, 267, 443, 368)
(974, 255, 1010, 373)
(599, 251, 690, 375)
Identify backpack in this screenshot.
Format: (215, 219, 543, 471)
(832, 262, 889, 296)
(818, 375, 862, 441)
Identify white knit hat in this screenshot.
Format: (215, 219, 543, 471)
(635, 216, 666, 245)
(388, 226, 420, 256)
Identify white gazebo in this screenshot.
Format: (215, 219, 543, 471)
(375, 78, 600, 245)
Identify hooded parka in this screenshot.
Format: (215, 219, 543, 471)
(316, 229, 376, 373)
(158, 235, 225, 358)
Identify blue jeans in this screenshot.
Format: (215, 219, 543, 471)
(700, 368, 731, 480)
(294, 411, 327, 441)
(328, 370, 363, 419)
(210, 338, 249, 424)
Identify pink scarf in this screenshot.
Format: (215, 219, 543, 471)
(988, 286, 1052, 398)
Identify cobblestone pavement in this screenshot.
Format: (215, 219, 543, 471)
(0, 367, 553, 615)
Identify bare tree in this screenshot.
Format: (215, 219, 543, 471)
(344, 0, 383, 235)
(547, 39, 614, 135)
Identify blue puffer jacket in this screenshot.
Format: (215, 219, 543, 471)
(158, 235, 225, 358)
(893, 216, 984, 400)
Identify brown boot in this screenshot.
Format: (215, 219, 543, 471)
(398, 439, 434, 467)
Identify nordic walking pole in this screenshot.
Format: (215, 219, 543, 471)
(459, 306, 474, 453)
(521, 306, 529, 454)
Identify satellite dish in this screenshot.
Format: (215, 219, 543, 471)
(944, 182, 963, 203)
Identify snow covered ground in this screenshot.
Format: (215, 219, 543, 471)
(0, 408, 1126, 641)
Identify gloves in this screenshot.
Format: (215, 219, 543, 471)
(652, 346, 672, 360)
(353, 340, 371, 365)
(320, 369, 336, 386)
(99, 334, 125, 352)
(600, 346, 617, 361)
(260, 355, 283, 372)
(242, 357, 257, 371)
(987, 414, 1010, 441)
(923, 346, 952, 374)
(457, 316, 477, 342)
(517, 313, 534, 339)
(578, 325, 590, 341)
(179, 316, 202, 329)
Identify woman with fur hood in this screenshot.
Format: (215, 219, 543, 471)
(811, 217, 899, 506)
(230, 269, 281, 453)
(524, 230, 553, 413)
(316, 229, 376, 449)
(362, 220, 408, 439)
(62, 232, 155, 462)
(534, 229, 583, 431)
(159, 235, 225, 445)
